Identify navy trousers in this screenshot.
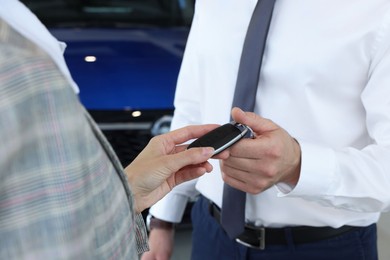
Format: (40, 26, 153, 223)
(190, 196, 378, 260)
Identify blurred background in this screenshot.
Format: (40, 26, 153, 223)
(21, 0, 194, 167)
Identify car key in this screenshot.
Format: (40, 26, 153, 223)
(187, 122, 254, 156)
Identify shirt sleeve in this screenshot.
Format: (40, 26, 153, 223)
(278, 11, 390, 213)
(134, 214, 149, 254)
(148, 1, 205, 222)
(149, 180, 199, 223)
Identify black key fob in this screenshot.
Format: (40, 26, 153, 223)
(187, 122, 254, 155)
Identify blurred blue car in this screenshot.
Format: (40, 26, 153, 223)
(22, 0, 194, 166)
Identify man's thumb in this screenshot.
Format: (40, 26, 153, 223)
(231, 107, 276, 134)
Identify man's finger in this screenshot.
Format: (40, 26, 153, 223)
(231, 107, 276, 134)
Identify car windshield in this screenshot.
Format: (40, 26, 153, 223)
(21, 0, 194, 27)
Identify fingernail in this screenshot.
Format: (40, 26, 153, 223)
(203, 147, 215, 156)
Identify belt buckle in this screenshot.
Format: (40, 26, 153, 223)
(235, 227, 265, 250)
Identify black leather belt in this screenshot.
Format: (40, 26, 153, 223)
(209, 202, 359, 250)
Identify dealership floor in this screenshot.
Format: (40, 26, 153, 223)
(170, 212, 390, 260)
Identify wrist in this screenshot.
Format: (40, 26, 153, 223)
(146, 214, 175, 232)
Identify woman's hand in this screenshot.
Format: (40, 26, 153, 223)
(125, 124, 220, 213)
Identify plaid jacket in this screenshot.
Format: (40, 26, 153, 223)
(0, 20, 148, 259)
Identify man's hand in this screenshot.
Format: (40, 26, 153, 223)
(125, 124, 219, 213)
(220, 107, 301, 194)
(141, 228, 174, 260)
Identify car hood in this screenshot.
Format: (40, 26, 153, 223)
(50, 27, 189, 110)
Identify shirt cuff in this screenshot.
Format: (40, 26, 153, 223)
(149, 193, 189, 223)
(277, 140, 336, 197)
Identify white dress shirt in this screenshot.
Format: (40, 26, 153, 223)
(0, 0, 79, 93)
(150, 0, 390, 228)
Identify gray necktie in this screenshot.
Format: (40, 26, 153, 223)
(221, 0, 276, 239)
